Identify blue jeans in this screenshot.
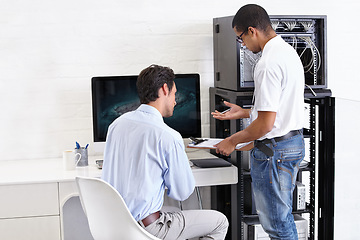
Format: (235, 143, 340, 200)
(250, 134, 305, 240)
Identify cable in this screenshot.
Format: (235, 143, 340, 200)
(244, 49, 260, 65)
(243, 49, 261, 80)
(298, 36, 321, 74)
(271, 20, 280, 31)
(299, 21, 313, 32)
(299, 45, 314, 72)
(305, 84, 317, 97)
(283, 21, 297, 31)
(290, 36, 298, 49)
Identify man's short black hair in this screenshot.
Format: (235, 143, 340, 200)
(232, 4, 272, 33)
(136, 64, 175, 104)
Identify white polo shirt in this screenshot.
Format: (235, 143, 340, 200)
(251, 35, 304, 140)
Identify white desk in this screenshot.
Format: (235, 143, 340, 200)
(0, 150, 237, 240)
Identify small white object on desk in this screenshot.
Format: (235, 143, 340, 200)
(63, 150, 81, 170)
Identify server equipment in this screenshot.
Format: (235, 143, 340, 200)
(243, 215, 308, 240)
(213, 15, 327, 91)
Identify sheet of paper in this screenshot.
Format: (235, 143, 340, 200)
(188, 138, 252, 150)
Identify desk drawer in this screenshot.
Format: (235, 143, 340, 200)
(0, 216, 60, 240)
(0, 182, 59, 218)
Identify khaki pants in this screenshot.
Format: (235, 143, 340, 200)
(140, 210, 228, 240)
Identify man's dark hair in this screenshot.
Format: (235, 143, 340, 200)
(136, 64, 175, 104)
(232, 4, 272, 33)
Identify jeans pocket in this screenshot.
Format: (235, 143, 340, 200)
(251, 147, 270, 161)
(251, 148, 270, 181)
(277, 149, 304, 191)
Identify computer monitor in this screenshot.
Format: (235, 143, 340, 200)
(91, 74, 201, 152)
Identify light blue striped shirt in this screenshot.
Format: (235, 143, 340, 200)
(101, 104, 195, 221)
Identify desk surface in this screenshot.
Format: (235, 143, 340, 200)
(0, 149, 237, 187)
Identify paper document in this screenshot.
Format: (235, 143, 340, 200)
(187, 138, 252, 150)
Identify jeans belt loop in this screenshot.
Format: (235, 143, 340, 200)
(270, 138, 277, 147)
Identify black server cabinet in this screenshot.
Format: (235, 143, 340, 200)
(210, 88, 334, 240)
(213, 15, 327, 91)
(209, 88, 254, 240)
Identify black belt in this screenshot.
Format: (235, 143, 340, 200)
(254, 130, 302, 157)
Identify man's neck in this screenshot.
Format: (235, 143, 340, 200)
(260, 31, 277, 51)
(147, 102, 164, 117)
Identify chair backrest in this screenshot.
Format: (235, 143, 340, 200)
(76, 176, 161, 240)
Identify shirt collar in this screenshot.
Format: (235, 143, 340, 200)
(263, 35, 281, 53)
(137, 104, 164, 122)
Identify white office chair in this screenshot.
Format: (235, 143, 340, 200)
(76, 176, 161, 240)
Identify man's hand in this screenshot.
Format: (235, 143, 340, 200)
(211, 101, 250, 120)
(214, 137, 237, 156)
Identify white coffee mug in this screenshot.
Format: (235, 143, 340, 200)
(63, 150, 82, 170)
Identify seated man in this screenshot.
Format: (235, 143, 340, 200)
(101, 64, 228, 240)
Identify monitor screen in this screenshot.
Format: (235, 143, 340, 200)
(91, 74, 201, 142)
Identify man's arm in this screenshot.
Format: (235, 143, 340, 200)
(164, 141, 195, 201)
(215, 111, 276, 156)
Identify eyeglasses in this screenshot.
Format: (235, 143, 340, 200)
(236, 29, 248, 44)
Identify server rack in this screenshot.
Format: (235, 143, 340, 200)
(210, 15, 334, 240)
(210, 88, 334, 240)
(213, 15, 327, 91)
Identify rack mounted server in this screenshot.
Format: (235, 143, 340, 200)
(213, 15, 327, 91)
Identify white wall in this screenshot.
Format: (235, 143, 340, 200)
(0, 0, 358, 238)
(334, 98, 360, 240)
(1, 0, 357, 160)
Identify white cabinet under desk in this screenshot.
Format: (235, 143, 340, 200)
(0, 151, 237, 240)
(0, 182, 60, 240)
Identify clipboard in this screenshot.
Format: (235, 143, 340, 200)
(187, 138, 252, 150)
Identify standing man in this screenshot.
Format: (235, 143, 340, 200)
(102, 64, 228, 240)
(212, 4, 305, 240)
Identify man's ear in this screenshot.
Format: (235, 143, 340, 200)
(160, 83, 169, 96)
(248, 26, 256, 36)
